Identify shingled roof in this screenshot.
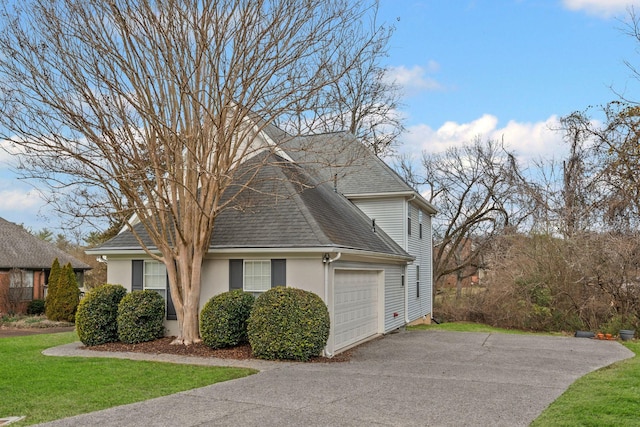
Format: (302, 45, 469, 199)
(0, 218, 91, 270)
(94, 152, 411, 260)
(282, 132, 437, 214)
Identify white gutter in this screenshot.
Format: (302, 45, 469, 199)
(87, 246, 413, 262)
(323, 252, 341, 358)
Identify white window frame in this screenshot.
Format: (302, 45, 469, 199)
(144, 260, 166, 299)
(244, 260, 271, 292)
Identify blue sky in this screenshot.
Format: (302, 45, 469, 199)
(1, 0, 640, 234)
(378, 0, 640, 158)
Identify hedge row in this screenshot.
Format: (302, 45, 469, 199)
(201, 287, 330, 361)
(76, 286, 164, 346)
(77, 285, 331, 362)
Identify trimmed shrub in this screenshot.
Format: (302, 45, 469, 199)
(247, 287, 330, 361)
(27, 299, 45, 315)
(117, 290, 165, 344)
(44, 258, 61, 319)
(46, 263, 80, 322)
(200, 290, 255, 349)
(76, 284, 127, 346)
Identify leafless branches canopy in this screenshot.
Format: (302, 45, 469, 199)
(0, 0, 390, 343)
(400, 137, 530, 297)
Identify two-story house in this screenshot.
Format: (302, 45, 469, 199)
(88, 124, 436, 355)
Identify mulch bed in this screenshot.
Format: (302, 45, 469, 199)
(86, 337, 356, 363)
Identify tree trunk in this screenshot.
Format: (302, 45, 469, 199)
(168, 246, 205, 345)
(455, 274, 463, 300)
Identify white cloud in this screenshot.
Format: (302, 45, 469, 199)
(399, 114, 567, 163)
(0, 188, 43, 211)
(562, 0, 640, 18)
(386, 64, 444, 93)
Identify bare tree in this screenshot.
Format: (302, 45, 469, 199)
(400, 138, 530, 298)
(283, 13, 404, 157)
(0, 0, 390, 344)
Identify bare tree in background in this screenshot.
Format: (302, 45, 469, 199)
(400, 138, 530, 298)
(284, 14, 404, 157)
(0, 0, 390, 344)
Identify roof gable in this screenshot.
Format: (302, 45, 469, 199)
(0, 218, 91, 270)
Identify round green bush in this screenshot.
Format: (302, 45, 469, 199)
(247, 287, 330, 361)
(27, 299, 45, 315)
(76, 284, 127, 346)
(200, 290, 255, 349)
(117, 290, 165, 344)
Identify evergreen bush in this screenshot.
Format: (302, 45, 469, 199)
(44, 258, 61, 319)
(117, 290, 165, 344)
(46, 263, 80, 322)
(200, 290, 255, 349)
(26, 299, 45, 315)
(76, 284, 127, 346)
(247, 287, 330, 361)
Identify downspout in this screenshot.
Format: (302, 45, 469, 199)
(323, 252, 342, 358)
(405, 265, 410, 324)
(405, 194, 416, 326)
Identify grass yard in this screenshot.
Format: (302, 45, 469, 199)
(417, 321, 639, 426)
(531, 340, 640, 426)
(407, 321, 564, 335)
(0, 332, 256, 425)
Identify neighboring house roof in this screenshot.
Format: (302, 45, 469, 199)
(0, 217, 91, 270)
(93, 152, 412, 260)
(282, 131, 437, 214)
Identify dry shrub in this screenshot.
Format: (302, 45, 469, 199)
(435, 232, 640, 332)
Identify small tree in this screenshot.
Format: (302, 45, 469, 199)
(45, 258, 61, 319)
(47, 263, 80, 322)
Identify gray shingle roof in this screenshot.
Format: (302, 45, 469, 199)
(96, 152, 411, 259)
(0, 218, 91, 270)
(281, 132, 436, 214)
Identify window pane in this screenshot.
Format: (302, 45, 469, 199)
(244, 260, 271, 292)
(144, 261, 166, 290)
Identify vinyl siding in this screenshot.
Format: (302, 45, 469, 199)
(352, 198, 406, 249)
(407, 202, 433, 321)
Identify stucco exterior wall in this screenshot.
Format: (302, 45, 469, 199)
(105, 257, 134, 290)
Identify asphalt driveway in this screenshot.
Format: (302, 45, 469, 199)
(38, 330, 633, 426)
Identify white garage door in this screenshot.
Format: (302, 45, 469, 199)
(334, 269, 380, 351)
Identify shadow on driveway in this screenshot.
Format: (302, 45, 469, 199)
(38, 330, 633, 427)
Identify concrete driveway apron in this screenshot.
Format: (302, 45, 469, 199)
(37, 330, 633, 427)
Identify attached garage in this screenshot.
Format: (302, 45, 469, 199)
(333, 269, 382, 351)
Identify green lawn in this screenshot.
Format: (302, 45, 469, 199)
(408, 321, 564, 335)
(531, 340, 640, 426)
(0, 332, 256, 425)
(415, 322, 639, 426)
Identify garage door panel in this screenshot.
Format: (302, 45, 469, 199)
(334, 270, 379, 350)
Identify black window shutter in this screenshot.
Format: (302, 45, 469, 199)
(166, 272, 177, 320)
(271, 259, 286, 288)
(229, 259, 243, 290)
(131, 260, 143, 291)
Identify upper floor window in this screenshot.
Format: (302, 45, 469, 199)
(419, 210, 423, 239)
(407, 204, 412, 236)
